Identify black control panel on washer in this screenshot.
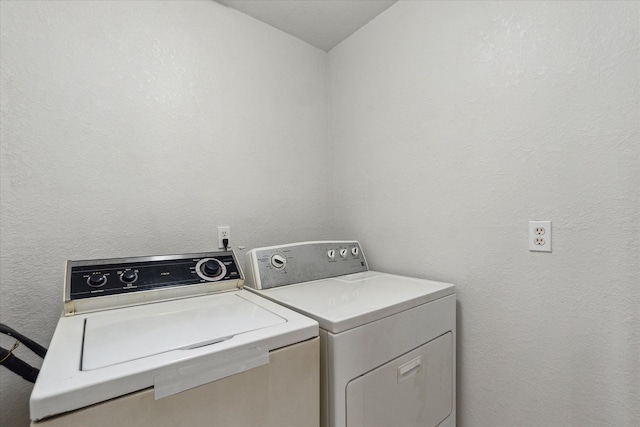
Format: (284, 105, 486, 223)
(67, 252, 241, 300)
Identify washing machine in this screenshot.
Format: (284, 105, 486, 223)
(30, 250, 319, 426)
(244, 241, 456, 427)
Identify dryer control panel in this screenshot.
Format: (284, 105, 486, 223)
(244, 241, 368, 290)
(64, 251, 243, 316)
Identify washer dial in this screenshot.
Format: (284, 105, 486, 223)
(120, 269, 138, 284)
(196, 258, 227, 281)
(87, 273, 107, 288)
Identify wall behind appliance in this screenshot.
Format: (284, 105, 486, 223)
(0, 1, 329, 424)
(328, 1, 639, 426)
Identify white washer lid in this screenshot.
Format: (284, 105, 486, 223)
(259, 271, 455, 333)
(83, 292, 285, 370)
(30, 290, 318, 421)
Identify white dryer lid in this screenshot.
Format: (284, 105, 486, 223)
(258, 271, 455, 334)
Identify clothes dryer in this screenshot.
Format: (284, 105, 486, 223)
(245, 241, 455, 427)
(30, 250, 319, 426)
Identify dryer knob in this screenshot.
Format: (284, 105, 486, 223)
(271, 254, 287, 270)
(202, 260, 222, 277)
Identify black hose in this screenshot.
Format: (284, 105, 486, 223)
(0, 346, 39, 383)
(0, 323, 48, 383)
(0, 323, 47, 358)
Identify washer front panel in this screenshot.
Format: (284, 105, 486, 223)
(64, 251, 243, 315)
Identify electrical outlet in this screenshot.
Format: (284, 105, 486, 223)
(217, 226, 230, 249)
(529, 221, 551, 252)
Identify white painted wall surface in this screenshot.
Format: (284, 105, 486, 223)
(0, 1, 329, 425)
(328, 1, 639, 426)
(2, 1, 639, 426)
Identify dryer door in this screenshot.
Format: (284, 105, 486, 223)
(345, 332, 453, 427)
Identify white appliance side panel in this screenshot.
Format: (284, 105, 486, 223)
(319, 329, 330, 427)
(327, 294, 456, 427)
(346, 332, 453, 427)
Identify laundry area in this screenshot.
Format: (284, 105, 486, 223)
(0, 1, 638, 426)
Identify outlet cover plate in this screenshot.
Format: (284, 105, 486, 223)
(217, 226, 230, 249)
(529, 221, 551, 252)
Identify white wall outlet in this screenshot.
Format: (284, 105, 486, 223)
(217, 226, 230, 249)
(529, 221, 551, 252)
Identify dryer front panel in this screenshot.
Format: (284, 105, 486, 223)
(345, 332, 453, 427)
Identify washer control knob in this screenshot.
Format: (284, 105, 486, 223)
(120, 270, 138, 284)
(202, 259, 223, 277)
(271, 254, 287, 269)
(196, 258, 227, 281)
(351, 246, 359, 257)
(87, 273, 107, 287)
(339, 248, 348, 259)
(327, 249, 335, 260)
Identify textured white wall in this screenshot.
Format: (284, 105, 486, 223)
(328, 1, 639, 426)
(2, 1, 639, 426)
(0, 1, 329, 425)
